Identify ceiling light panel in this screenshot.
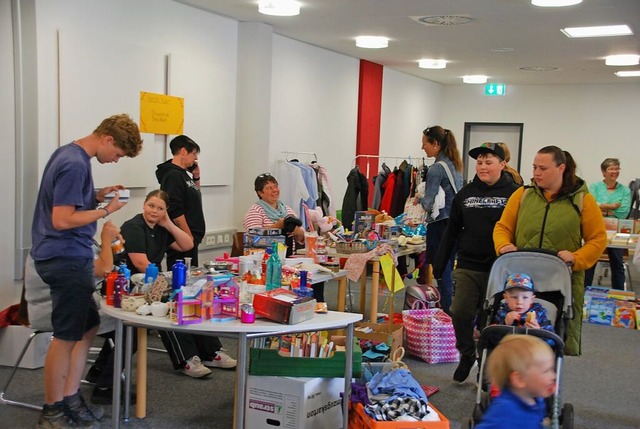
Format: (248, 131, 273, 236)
(258, 0, 300, 17)
(605, 55, 640, 66)
(355, 36, 389, 49)
(531, 0, 582, 7)
(615, 70, 640, 77)
(462, 75, 488, 84)
(561, 25, 633, 38)
(418, 59, 447, 69)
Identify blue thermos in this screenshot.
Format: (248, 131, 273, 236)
(172, 259, 187, 290)
(145, 262, 159, 284)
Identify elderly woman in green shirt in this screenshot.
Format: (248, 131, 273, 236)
(584, 158, 631, 290)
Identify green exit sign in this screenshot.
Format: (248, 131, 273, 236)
(485, 83, 507, 96)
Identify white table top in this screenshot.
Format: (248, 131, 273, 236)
(101, 302, 362, 335)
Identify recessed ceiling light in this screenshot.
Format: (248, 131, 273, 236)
(490, 47, 514, 53)
(462, 75, 488, 84)
(258, 0, 300, 17)
(605, 54, 640, 66)
(418, 59, 447, 69)
(615, 70, 640, 77)
(561, 25, 633, 38)
(532, 0, 582, 7)
(355, 36, 389, 49)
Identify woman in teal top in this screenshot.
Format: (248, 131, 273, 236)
(584, 158, 631, 290)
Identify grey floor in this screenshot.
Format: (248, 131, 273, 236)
(2, 264, 640, 429)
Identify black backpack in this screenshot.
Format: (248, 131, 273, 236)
(629, 178, 640, 220)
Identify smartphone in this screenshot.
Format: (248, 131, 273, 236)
(187, 162, 198, 173)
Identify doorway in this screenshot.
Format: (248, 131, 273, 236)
(462, 122, 524, 184)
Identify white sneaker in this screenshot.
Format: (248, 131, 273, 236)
(182, 356, 212, 378)
(203, 351, 237, 369)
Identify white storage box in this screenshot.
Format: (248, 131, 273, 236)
(0, 326, 52, 369)
(245, 375, 344, 429)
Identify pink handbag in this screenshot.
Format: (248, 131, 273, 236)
(402, 302, 459, 364)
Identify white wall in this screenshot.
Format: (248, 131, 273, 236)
(441, 84, 640, 187)
(269, 35, 360, 211)
(0, 1, 19, 306)
(380, 68, 443, 165)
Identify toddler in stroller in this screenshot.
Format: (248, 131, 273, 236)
(467, 250, 575, 428)
(492, 273, 554, 332)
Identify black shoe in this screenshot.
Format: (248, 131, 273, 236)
(83, 366, 102, 385)
(453, 355, 477, 383)
(64, 392, 103, 427)
(91, 386, 137, 405)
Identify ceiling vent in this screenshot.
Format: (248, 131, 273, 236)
(410, 15, 473, 26)
(519, 66, 560, 72)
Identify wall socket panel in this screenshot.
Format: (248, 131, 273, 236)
(201, 229, 236, 250)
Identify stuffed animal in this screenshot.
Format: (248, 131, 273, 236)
(307, 207, 339, 233)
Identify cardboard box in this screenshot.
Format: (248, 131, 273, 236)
(253, 288, 317, 324)
(353, 211, 375, 234)
(355, 322, 403, 355)
(243, 233, 286, 249)
(245, 375, 344, 429)
(0, 325, 52, 369)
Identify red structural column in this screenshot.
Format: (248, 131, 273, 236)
(355, 60, 383, 207)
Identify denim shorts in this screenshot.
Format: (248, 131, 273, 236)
(34, 257, 100, 341)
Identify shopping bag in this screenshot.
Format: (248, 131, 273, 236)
(402, 302, 459, 364)
(403, 197, 427, 225)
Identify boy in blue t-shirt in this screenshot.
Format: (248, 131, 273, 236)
(476, 335, 556, 429)
(493, 273, 554, 332)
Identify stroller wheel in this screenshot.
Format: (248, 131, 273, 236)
(480, 391, 491, 412)
(561, 403, 574, 429)
(462, 417, 475, 428)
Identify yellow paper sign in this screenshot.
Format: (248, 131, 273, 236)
(139, 91, 184, 134)
(380, 253, 405, 293)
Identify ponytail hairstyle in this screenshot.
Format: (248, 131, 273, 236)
(537, 146, 577, 196)
(496, 142, 523, 185)
(423, 125, 463, 172)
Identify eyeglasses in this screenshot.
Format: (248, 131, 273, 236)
(423, 127, 431, 136)
(606, 167, 621, 172)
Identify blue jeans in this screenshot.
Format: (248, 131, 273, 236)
(426, 219, 454, 314)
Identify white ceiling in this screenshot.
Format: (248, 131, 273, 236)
(176, 0, 640, 86)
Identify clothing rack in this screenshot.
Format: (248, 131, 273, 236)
(353, 154, 431, 178)
(282, 151, 318, 162)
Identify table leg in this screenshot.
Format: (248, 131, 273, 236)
(359, 273, 366, 315)
(234, 332, 248, 429)
(343, 323, 354, 428)
(123, 326, 133, 421)
(337, 276, 346, 312)
(370, 260, 380, 322)
(112, 320, 123, 429)
(136, 327, 147, 418)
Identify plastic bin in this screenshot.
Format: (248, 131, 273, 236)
(348, 402, 450, 429)
(249, 345, 362, 378)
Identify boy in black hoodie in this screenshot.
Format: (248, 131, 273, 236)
(433, 142, 520, 383)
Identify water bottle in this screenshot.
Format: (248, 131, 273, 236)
(114, 273, 127, 308)
(145, 262, 159, 284)
(105, 271, 118, 306)
(266, 242, 282, 291)
(172, 259, 187, 290)
(119, 263, 131, 294)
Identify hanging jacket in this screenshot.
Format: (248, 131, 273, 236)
(341, 167, 369, 230)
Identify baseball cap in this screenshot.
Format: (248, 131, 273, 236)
(469, 142, 506, 160)
(504, 273, 535, 292)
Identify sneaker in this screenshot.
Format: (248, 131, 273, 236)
(182, 356, 212, 378)
(453, 355, 477, 383)
(90, 386, 137, 406)
(64, 392, 103, 428)
(37, 404, 78, 429)
(203, 351, 237, 369)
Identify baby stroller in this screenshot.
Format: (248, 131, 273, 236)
(467, 249, 575, 429)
